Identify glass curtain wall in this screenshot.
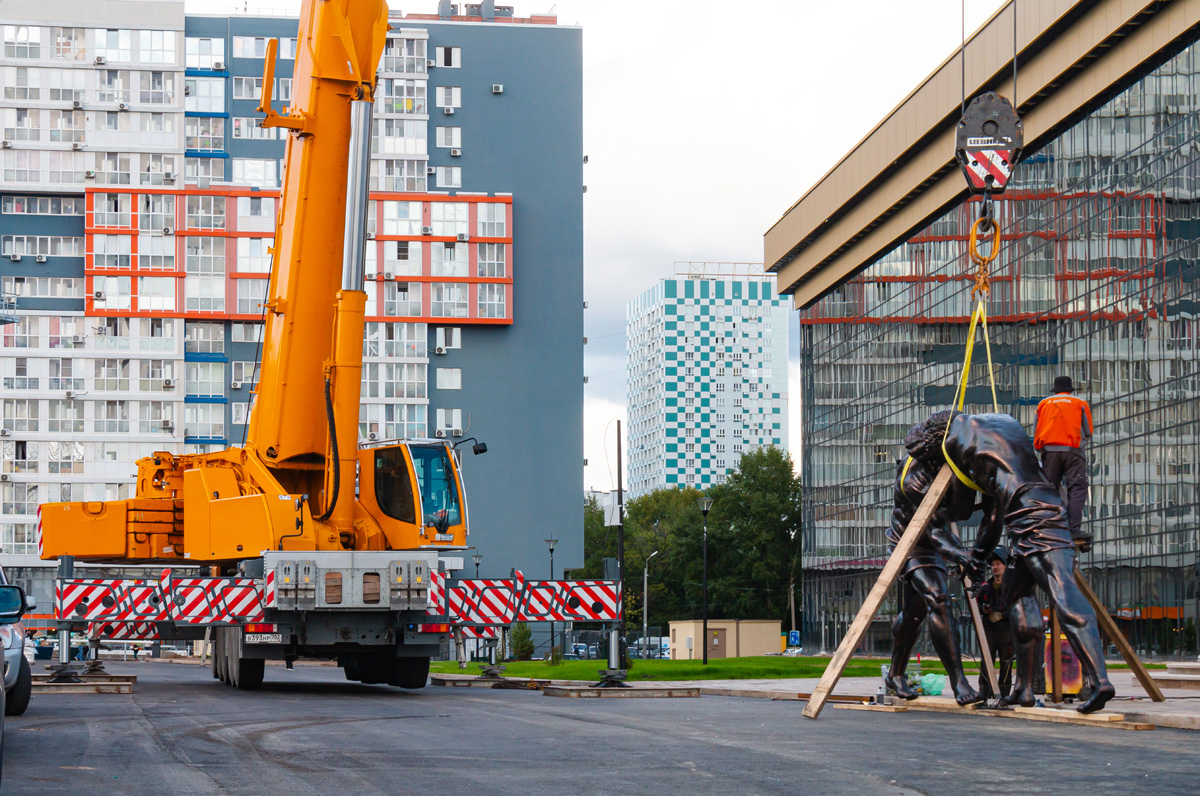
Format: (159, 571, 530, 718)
(801, 41, 1200, 658)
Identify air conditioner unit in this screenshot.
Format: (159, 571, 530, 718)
(451, 427, 463, 437)
(443, 107, 455, 116)
(162, 378, 174, 388)
(35, 255, 47, 263)
(366, 231, 375, 239)
(434, 346, 447, 355)
(85, 170, 96, 179)
(492, 84, 504, 94)
(426, 166, 436, 175)
(213, 61, 224, 70)
(163, 172, 175, 183)
(162, 420, 174, 431)
(368, 432, 378, 441)
(421, 225, 434, 235)
(367, 273, 377, 281)
(435, 428, 447, 438)
(71, 335, 83, 344)
(456, 233, 469, 242)
(8, 254, 20, 262)
(118, 103, 128, 111)
(1, 141, 11, 149)
(426, 58, 436, 67)
(162, 227, 173, 235)
(72, 100, 84, 110)
(65, 390, 75, 399)
(94, 56, 106, 65)
(230, 381, 242, 390)
(0, 474, 9, 482)
(0, 430, 9, 437)
(384, 271, 393, 280)
(72, 142, 83, 151)
(449, 148, 462, 157)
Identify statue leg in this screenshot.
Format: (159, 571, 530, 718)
(910, 566, 981, 705)
(886, 575, 926, 700)
(999, 559, 1041, 707)
(1025, 547, 1115, 713)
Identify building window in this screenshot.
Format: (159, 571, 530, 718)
(232, 36, 271, 59)
(3, 317, 37, 349)
(431, 283, 468, 318)
(184, 403, 224, 440)
(2, 196, 83, 216)
(47, 400, 84, 433)
(369, 158, 426, 192)
(373, 118, 426, 155)
(48, 151, 86, 184)
(140, 194, 175, 230)
(137, 276, 175, 311)
(435, 86, 461, 109)
(138, 359, 174, 392)
(138, 30, 176, 64)
(48, 68, 87, 102)
(48, 359, 83, 391)
(376, 78, 425, 114)
(232, 76, 264, 100)
(364, 322, 426, 357)
(95, 151, 131, 185)
(477, 203, 506, 237)
(2, 66, 40, 100)
(94, 28, 132, 62)
(184, 321, 224, 353)
(383, 241, 422, 276)
(435, 166, 461, 189)
(52, 27, 86, 61)
(2, 150, 39, 182)
(137, 235, 175, 270)
(186, 195, 226, 229)
(477, 243, 505, 277)
(432, 243, 467, 277)
(436, 368, 462, 390)
(231, 158, 277, 187)
(231, 361, 260, 388)
(138, 153, 177, 186)
(435, 46, 460, 68)
(382, 36, 427, 74)
(435, 327, 461, 350)
(2, 399, 39, 432)
(185, 237, 225, 313)
(4, 25, 42, 59)
(236, 278, 267, 314)
(185, 361, 224, 397)
(3, 108, 40, 141)
(231, 402, 249, 426)
(138, 71, 175, 104)
(236, 238, 272, 273)
(384, 282, 421, 316)
(431, 202, 468, 236)
(185, 116, 224, 150)
(362, 362, 425, 399)
(185, 157, 224, 182)
(48, 109, 86, 142)
(382, 201, 423, 235)
(477, 284, 506, 319)
(185, 77, 224, 113)
(138, 401, 173, 433)
(94, 193, 132, 227)
(93, 275, 132, 310)
(436, 126, 461, 148)
(232, 116, 276, 139)
(435, 408, 462, 431)
(94, 400, 130, 433)
(185, 36, 224, 69)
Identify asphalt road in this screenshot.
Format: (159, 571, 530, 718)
(3, 661, 1197, 795)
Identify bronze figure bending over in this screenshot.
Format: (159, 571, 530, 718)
(905, 410, 1115, 714)
(884, 450, 986, 705)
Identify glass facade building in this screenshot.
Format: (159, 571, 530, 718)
(801, 41, 1200, 657)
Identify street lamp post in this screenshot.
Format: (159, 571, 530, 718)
(643, 550, 659, 661)
(545, 538, 557, 658)
(697, 496, 713, 664)
(472, 554, 483, 580)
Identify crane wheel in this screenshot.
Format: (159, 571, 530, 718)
(389, 656, 430, 689)
(235, 658, 265, 690)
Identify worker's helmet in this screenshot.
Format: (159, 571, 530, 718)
(987, 546, 1008, 564)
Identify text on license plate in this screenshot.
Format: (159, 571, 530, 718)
(435, 533, 453, 541)
(245, 633, 282, 644)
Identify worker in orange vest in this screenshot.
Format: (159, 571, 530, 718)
(1034, 376, 1093, 549)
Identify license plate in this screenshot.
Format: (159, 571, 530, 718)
(245, 633, 282, 645)
(435, 533, 453, 541)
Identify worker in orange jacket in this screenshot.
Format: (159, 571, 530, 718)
(1034, 376, 1093, 548)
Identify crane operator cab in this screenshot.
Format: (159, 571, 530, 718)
(358, 440, 474, 550)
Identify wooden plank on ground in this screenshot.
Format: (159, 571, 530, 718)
(1074, 568, 1165, 702)
(802, 465, 953, 720)
(834, 703, 908, 713)
(962, 572, 999, 697)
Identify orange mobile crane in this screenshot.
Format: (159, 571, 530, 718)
(36, 0, 481, 689)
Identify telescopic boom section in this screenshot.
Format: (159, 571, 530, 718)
(38, 0, 472, 563)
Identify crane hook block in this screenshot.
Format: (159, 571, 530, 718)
(955, 93, 1023, 194)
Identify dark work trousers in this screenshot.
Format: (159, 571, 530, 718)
(1041, 449, 1088, 539)
(980, 622, 1014, 698)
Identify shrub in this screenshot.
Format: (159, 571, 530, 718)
(510, 621, 534, 661)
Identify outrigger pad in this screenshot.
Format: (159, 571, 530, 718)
(955, 93, 1023, 194)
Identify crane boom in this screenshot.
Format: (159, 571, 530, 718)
(38, 0, 472, 564)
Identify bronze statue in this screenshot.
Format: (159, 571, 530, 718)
(904, 410, 1115, 714)
(884, 450, 986, 705)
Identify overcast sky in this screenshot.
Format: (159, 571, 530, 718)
(194, 0, 1006, 492)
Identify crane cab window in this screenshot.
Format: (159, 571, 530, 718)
(410, 444, 461, 527)
(374, 447, 416, 524)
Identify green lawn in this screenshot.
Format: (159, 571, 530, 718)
(429, 656, 1164, 682)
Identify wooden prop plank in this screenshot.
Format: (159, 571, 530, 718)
(802, 464, 953, 720)
(962, 574, 1000, 698)
(1074, 568, 1165, 702)
(1050, 607, 1063, 703)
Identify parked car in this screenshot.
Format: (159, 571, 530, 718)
(0, 582, 32, 785)
(0, 568, 32, 718)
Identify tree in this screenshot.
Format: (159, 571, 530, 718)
(510, 621, 534, 660)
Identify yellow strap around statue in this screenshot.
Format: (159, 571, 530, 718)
(941, 297, 1000, 493)
(899, 456, 915, 498)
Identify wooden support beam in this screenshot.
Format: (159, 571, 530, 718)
(963, 574, 999, 698)
(1074, 568, 1165, 702)
(1050, 607, 1063, 703)
(802, 464, 953, 720)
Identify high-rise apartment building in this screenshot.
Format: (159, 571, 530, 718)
(0, 0, 584, 618)
(626, 264, 789, 498)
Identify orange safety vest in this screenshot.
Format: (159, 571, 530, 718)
(1034, 393, 1093, 449)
